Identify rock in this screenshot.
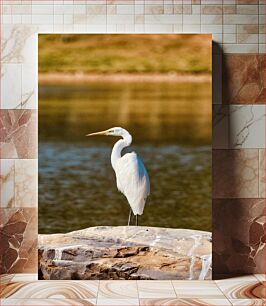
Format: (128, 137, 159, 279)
(38, 226, 212, 280)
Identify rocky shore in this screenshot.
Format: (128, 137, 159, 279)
(38, 226, 212, 280)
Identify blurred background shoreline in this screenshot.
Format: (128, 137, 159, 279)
(39, 34, 211, 85)
(39, 72, 211, 85)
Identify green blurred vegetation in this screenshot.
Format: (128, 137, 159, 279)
(39, 34, 212, 74)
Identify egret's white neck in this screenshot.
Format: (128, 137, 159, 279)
(111, 132, 132, 169)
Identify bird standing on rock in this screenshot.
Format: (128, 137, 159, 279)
(86, 127, 150, 226)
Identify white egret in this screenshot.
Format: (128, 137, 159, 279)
(86, 127, 150, 226)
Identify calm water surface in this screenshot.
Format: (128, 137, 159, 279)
(39, 82, 211, 234)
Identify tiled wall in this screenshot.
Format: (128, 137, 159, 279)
(0, 0, 265, 278)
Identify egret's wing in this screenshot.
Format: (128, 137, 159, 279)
(115, 152, 150, 215)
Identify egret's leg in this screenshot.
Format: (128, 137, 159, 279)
(136, 215, 138, 226)
(128, 209, 132, 226)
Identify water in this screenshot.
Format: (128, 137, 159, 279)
(39, 82, 211, 234)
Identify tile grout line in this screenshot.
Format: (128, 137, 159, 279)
(136, 280, 140, 306)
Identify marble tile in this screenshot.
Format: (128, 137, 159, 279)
(137, 281, 176, 298)
(0, 110, 37, 159)
(0, 208, 37, 274)
(229, 105, 265, 149)
(98, 281, 138, 299)
(229, 300, 266, 306)
(259, 150, 265, 198)
(213, 149, 259, 198)
(15, 159, 37, 207)
(216, 275, 259, 284)
(0, 299, 96, 305)
(1, 281, 99, 299)
(1, 64, 22, 109)
(213, 199, 266, 277)
(96, 299, 139, 305)
(172, 280, 225, 298)
(11, 274, 38, 282)
(254, 274, 266, 282)
(139, 298, 232, 305)
(21, 63, 37, 109)
(222, 54, 264, 104)
(213, 105, 229, 149)
(1, 25, 37, 64)
(215, 280, 265, 299)
(0, 274, 14, 294)
(0, 274, 14, 284)
(0, 159, 15, 208)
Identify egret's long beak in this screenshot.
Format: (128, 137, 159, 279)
(86, 130, 108, 137)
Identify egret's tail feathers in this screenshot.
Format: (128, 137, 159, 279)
(130, 198, 145, 216)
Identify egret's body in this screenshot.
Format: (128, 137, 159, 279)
(87, 127, 150, 225)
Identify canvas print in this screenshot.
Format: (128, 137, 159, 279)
(38, 34, 212, 280)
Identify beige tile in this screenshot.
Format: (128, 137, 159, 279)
(1, 299, 96, 305)
(1, 25, 37, 65)
(238, 0, 258, 3)
(21, 63, 37, 109)
(237, 25, 259, 34)
(182, 5, 192, 14)
(223, 14, 258, 25)
(0, 274, 14, 289)
(140, 298, 232, 306)
(229, 299, 266, 306)
(96, 299, 139, 305)
(172, 280, 225, 298)
(137, 281, 176, 299)
(1, 64, 22, 109)
(11, 274, 38, 282)
(237, 33, 258, 44)
(173, 4, 182, 14)
(215, 277, 264, 299)
(223, 24, 236, 33)
(237, 4, 259, 14)
(223, 33, 236, 43)
(215, 275, 258, 284)
(98, 281, 138, 299)
(223, 4, 236, 14)
(201, 5, 223, 14)
(201, 15, 223, 24)
(1, 281, 99, 299)
(254, 274, 266, 282)
(15, 159, 37, 207)
(144, 5, 164, 15)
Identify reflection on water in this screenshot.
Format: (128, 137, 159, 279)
(39, 82, 211, 234)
